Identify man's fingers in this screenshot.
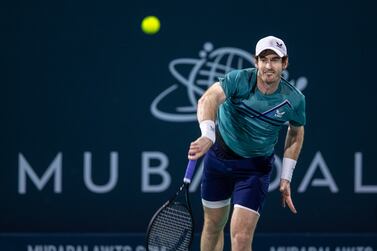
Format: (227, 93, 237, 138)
(279, 181, 297, 214)
(188, 147, 199, 154)
(188, 154, 198, 160)
(285, 195, 297, 214)
(188, 151, 202, 160)
(188, 137, 213, 160)
(188, 147, 205, 160)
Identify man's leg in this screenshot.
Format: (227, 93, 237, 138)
(201, 205, 230, 251)
(230, 206, 260, 251)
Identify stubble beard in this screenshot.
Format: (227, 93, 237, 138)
(262, 71, 279, 86)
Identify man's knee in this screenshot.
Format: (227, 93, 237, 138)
(203, 216, 226, 233)
(203, 206, 230, 233)
(231, 231, 252, 249)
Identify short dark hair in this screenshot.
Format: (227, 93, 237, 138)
(255, 49, 288, 64)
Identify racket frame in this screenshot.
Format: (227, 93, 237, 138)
(145, 160, 197, 251)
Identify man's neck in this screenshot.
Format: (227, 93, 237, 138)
(256, 78, 280, 95)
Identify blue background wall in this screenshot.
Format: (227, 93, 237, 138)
(1, 0, 376, 249)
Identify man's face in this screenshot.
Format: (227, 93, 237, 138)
(255, 51, 288, 84)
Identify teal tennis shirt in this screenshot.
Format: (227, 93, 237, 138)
(218, 68, 306, 158)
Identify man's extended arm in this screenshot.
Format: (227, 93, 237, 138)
(188, 82, 226, 160)
(284, 125, 304, 160)
(197, 82, 226, 122)
(280, 125, 305, 214)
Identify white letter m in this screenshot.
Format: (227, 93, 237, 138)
(18, 153, 62, 194)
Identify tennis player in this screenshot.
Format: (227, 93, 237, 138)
(188, 35, 306, 251)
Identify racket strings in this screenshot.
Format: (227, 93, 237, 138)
(147, 203, 193, 251)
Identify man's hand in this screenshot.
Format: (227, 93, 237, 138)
(188, 137, 213, 160)
(279, 179, 297, 214)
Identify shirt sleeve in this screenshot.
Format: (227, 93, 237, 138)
(218, 70, 242, 98)
(290, 95, 306, 126)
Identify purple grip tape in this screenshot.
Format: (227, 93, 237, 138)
(183, 160, 197, 184)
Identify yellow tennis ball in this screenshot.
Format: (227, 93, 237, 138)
(141, 16, 160, 35)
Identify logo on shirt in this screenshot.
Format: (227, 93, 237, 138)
(274, 109, 286, 118)
(151, 42, 308, 123)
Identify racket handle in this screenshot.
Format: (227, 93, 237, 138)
(183, 160, 197, 184)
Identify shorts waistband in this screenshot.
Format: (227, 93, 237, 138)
(213, 127, 274, 163)
(215, 128, 245, 160)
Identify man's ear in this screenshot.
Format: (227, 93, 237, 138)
(283, 57, 289, 69)
(253, 56, 258, 68)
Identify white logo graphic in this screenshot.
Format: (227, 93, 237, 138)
(151, 42, 308, 122)
(274, 109, 286, 118)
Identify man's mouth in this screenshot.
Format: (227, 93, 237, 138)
(264, 71, 275, 76)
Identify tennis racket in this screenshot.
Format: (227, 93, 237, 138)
(146, 159, 197, 251)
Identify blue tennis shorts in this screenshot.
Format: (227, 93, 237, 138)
(201, 143, 274, 215)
